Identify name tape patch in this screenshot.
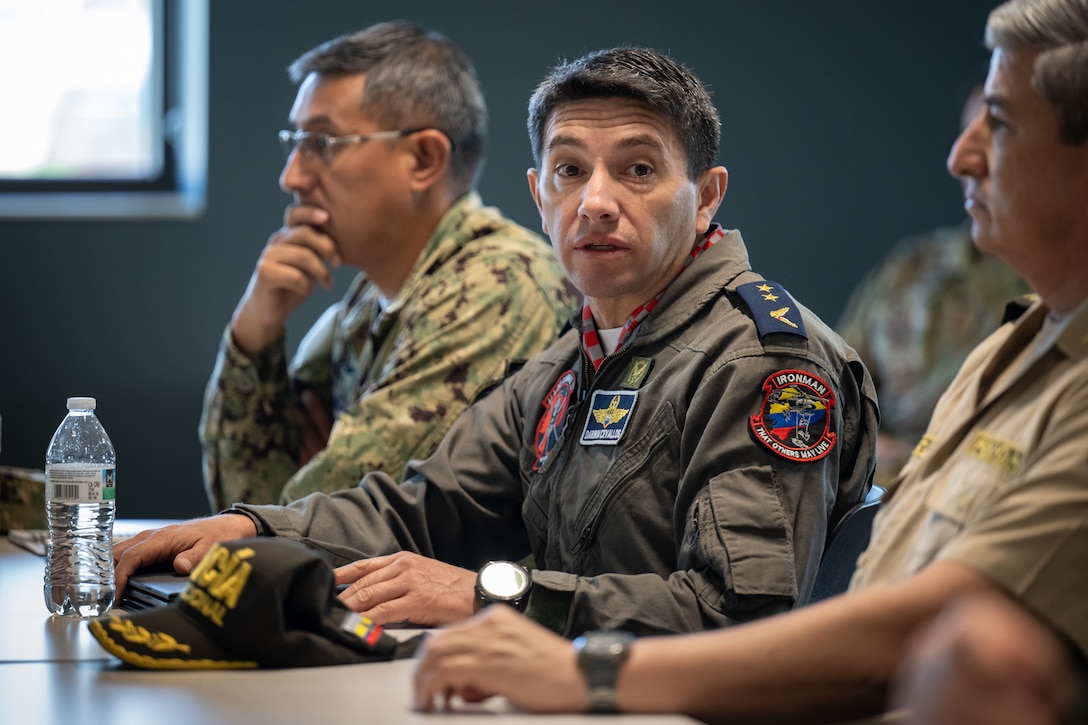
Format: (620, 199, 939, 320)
(966, 431, 1023, 474)
(581, 390, 638, 446)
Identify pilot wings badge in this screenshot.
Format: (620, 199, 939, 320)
(581, 390, 638, 446)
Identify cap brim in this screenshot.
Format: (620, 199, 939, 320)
(89, 608, 258, 670)
(89, 538, 424, 669)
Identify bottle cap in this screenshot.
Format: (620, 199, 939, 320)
(66, 397, 97, 410)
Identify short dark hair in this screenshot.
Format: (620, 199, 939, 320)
(987, 0, 1088, 144)
(527, 47, 720, 178)
(289, 21, 487, 193)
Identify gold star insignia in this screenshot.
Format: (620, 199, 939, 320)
(762, 293, 779, 301)
(756, 284, 773, 292)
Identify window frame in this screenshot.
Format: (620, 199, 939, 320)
(0, 0, 208, 220)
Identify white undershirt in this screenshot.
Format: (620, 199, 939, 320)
(598, 327, 623, 355)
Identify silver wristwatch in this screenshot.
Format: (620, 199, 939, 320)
(474, 560, 532, 611)
(572, 630, 635, 712)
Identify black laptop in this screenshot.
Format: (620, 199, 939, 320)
(120, 571, 190, 612)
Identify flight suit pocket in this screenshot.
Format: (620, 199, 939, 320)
(693, 465, 797, 607)
(567, 403, 682, 573)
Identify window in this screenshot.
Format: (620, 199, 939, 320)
(0, 0, 208, 219)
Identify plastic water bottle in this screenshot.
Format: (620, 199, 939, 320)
(44, 397, 116, 617)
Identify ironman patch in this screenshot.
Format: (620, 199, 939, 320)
(749, 369, 836, 462)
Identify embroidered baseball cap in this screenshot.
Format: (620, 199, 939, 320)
(88, 537, 422, 669)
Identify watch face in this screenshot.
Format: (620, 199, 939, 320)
(578, 631, 635, 659)
(478, 561, 530, 599)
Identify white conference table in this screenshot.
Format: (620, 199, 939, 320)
(0, 524, 695, 725)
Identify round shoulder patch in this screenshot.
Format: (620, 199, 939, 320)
(749, 369, 836, 462)
(533, 369, 577, 471)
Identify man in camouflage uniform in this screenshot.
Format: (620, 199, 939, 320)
(0, 467, 45, 533)
(837, 222, 1028, 486)
(200, 22, 577, 510)
(837, 85, 1029, 486)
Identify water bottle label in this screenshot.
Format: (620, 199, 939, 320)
(45, 463, 117, 503)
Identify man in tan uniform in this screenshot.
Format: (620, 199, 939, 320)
(412, 0, 1088, 721)
(837, 83, 1030, 486)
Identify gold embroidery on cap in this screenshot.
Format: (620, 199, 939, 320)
(183, 544, 256, 626)
(90, 618, 258, 670)
(109, 615, 191, 653)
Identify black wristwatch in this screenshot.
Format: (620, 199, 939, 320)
(573, 630, 635, 713)
(474, 560, 532, 611)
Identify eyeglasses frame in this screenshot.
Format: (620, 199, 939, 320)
(278, 127, 428, 162)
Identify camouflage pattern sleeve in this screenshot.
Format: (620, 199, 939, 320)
(201, 193, 578, 510)
(837, 223, 1029, 484)
(277, 229, 578, 503)
(200, 326, 302, 510)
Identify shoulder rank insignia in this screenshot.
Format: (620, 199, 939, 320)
(749, 370, 836, 462)
(581, 390, 638, 446)
(735, 281, 809, 339)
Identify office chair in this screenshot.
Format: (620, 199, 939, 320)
(809, 484, 886, 603)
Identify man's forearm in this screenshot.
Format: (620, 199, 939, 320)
(201, 326, 298, 509)
(617, 561, 998, 724)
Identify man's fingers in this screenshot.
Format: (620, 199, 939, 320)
(336, 559, 406, 614)
(413, 623, 511, 711)
(113, 526, 193, 595)
(258, 243, 334, 292)
(280, 205, 341, 267)
(414, 652, 497, 712)
(334, 556, 383, 585)
(333, 553, 476, 625)
(113, 516, 257, 597)
(283, 202, 328, 228)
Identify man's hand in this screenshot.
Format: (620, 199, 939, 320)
(334, 552, 477, 626)
(231, 204, 342, 356)
(894, 592, 1081, 725)
(290, 388, 334, 466)
(112, 514, 258, 597)
(413, 605, 588, 713)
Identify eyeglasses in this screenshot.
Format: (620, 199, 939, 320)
(278, 128, 425, 162)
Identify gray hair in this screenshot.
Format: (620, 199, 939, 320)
(527, 47, 720, 179)
(987, 0, 1088, 144)
(288, 20, 487, 193)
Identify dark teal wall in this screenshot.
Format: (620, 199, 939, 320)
(0, 0, 998, 517)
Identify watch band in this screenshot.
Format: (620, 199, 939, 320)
(573, 630, 635, 713)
